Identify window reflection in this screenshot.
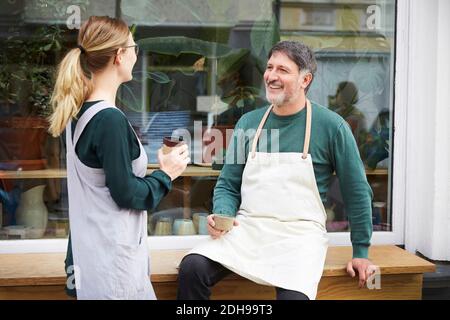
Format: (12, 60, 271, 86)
(0, 0, 395, 240)
(279, 0, 394, 232)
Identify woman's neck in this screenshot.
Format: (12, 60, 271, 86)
(86, 71, 121, 105)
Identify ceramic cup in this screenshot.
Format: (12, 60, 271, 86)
(198, 215, 209, 235)
(154, 217, 173, 236)
(192, 212, 209, 233)
(174, 219, 196, 236)
(172, 218, 184, 235)
(162, 136, 184, 154)
(213, 214, 235, 232)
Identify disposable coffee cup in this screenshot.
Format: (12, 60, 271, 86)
(213, 214, 235, 232)
(162, 136, 184, 154)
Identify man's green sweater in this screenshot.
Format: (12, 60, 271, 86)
(213, 102, 373, 259)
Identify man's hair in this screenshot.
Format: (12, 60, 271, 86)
(268, 41, 317, 92)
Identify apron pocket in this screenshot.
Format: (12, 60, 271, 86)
(113, 242, 147, 299)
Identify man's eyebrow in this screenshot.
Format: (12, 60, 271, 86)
(277, 65, 292, 72)
(266, 63, 292, 70)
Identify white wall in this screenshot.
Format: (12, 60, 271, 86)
(404, 0, 450, 261)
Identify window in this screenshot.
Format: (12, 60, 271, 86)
(280, 0, 395, 234)
(0, 0, 397, 250)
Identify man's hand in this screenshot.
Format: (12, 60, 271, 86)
(346, 258, 377, 288)
(207, 214, 239, 239)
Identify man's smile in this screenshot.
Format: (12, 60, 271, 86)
(266, 81, 283, 90)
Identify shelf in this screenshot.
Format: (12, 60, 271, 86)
(0, 166, 387, 180)
(364, 169, 389, 176)
(0, 165, 221, 180)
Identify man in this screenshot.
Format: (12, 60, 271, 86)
(178, 41, 375, 300)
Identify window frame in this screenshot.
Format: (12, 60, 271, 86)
(0, 0, 409, 254)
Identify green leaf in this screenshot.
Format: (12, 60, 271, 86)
(129, 24, 137, 36)
(250, 15, 280, 57)
(138, 36, 250, 81)
(118, 83, 142, 112)
(138, 36, 240, 59)
(147, 71, 171, 84)
(217, 49, 249, 81)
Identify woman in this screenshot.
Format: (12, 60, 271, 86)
(48, 16, 190, 299)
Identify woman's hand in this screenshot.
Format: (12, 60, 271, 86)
(207, 214, 239, 239)
(158, 144, 190, 181)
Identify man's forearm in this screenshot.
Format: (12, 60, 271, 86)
(212, 164, 244, 216)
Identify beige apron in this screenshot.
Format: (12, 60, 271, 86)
(189, 99, 329, 299)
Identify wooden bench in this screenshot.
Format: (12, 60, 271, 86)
(0, 245, 435, 300)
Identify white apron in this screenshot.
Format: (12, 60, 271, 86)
(66, 101, 156, 300)
(190, 99, 329, 300)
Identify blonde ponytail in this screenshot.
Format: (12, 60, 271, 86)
(48, 48, 91, 137)
(48, 16, 130, 137)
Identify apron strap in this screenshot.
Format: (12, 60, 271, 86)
(250, 99, 312, 159)
(66, 119, 74, 151)
(251, 105, 273, 158)
(72, 101, 115, 147)
(302, 99, 312, 159)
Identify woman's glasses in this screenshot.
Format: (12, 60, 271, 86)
(123, 44, 139, 56)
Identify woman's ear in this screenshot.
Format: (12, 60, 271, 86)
(113, 48, 123, 65)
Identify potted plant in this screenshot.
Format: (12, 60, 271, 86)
(0, 25, 64, 170)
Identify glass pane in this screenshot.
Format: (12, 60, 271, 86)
(279, 0, 395, 232)
(0, 0, 395, 241)
(120, 0, 278, 236)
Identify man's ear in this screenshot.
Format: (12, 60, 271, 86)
(301, 73, 313, 89)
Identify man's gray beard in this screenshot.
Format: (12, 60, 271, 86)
(266, 92, 286, 106)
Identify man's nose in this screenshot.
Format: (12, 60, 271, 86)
(265, 69, 279, 82)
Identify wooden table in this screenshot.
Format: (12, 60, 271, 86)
(0, 245, 435, 300)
